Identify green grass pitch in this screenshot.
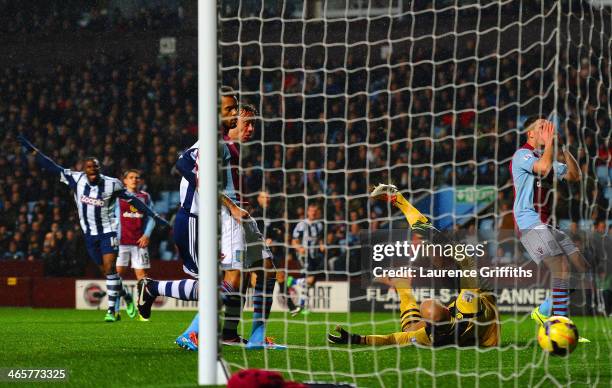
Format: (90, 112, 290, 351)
(1, 308, 611, 387)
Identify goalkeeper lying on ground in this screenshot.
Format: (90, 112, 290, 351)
(328, 184, 500, 347)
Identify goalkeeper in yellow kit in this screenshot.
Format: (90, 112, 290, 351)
(328, 184, 500, 347)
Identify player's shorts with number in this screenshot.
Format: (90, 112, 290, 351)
(84, 232, 119, 265)
(519, 224, 578, 264)
(117, 245, 151, 269)
(221, 206, 272, 270)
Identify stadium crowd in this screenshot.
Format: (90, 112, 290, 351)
(0, 1, 185, 35)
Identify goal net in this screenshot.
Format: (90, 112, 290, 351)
(216, 0, 612, 385)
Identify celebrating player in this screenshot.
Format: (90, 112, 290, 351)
(17, 135, 169, 322)
(289, 202, 325, 315)
(510, 117, 590, 341)
(328, 184, 500, 347)
(115, 169, 156, 320)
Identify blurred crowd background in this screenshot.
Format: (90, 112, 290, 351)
(0, 0, 610, 310)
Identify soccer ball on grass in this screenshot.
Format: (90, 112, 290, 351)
(537, 316, 579, 356)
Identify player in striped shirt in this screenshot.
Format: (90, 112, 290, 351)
(115, 169, 157, 321)
(137, 86, 240, 350)
(510, 117, 590, 341)
(290, 202, 326, 314)
(136, 140, 201, 348)
(17, 135, 169, 322)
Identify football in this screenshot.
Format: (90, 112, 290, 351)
(537, 316, 579, 356)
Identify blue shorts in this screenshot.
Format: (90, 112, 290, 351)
(85, 232, 119, 265)
(174, 207, 199, 278)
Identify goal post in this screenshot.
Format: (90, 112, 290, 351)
(198, 0, 219, 385)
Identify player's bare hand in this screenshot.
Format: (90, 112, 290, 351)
(540, 121, 555, 147)
(230, 205, 249, 221)
(137, 235, 150, 248)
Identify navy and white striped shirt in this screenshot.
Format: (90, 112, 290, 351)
(59, 169, 124, 236)
(177, 141, 199, 216)
(292, 220, 324, 259)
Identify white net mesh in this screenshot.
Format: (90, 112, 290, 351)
(218, 1, 612, 386)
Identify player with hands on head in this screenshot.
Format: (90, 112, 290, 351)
(510, 117, 589, 342)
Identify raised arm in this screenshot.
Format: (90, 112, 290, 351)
(531, 121, 555, 176)
(18, 135, 64, 175)
(176, 147, 197, 186)
(116, 190, 169, 227)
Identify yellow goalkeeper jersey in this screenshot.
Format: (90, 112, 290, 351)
(427, 288, 500, 347)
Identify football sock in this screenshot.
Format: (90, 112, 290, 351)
(397, 286, 422, 332)
(551, 278, 570, 316)
(106, 273, 122, 312)
(114, 286, 132, 313)
(120, 286, 132, 301)
(221, 280, 242, 339)
(251, 273, 276, 337)
(149, 279, 199, 300)
(302, 284, 314, 309)
(279, 279, 297, 311)
(394, 193, 429, 227)
(538, 296, 552, 316)
(182, 313, 200, 336)
(297, 278, 310, 308)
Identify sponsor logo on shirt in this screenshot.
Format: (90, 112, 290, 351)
(122, 211, 143, 218)
(80, 195, 104, 207)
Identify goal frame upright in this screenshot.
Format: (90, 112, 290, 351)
(198, 0, 219, 385)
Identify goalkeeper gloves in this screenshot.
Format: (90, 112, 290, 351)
(327, 325, 363, 345)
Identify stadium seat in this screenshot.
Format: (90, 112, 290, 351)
(558, 219, 572, 230)
(169, 191, 181, 206)
(479, 219, 494, 230)
(579, 219, 593, 231)
(605, 186, 612, 200)
(596, 165, 610, 185)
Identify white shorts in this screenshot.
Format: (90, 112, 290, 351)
(520, 224, 579, 264)
(220, 206, 272, 270)
(117, 245, 151, 269)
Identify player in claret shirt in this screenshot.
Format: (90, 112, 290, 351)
(115, 169, 157, 321)
(510, 117, 589, 342)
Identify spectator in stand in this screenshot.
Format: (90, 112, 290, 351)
(3, 240, 25, 261)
